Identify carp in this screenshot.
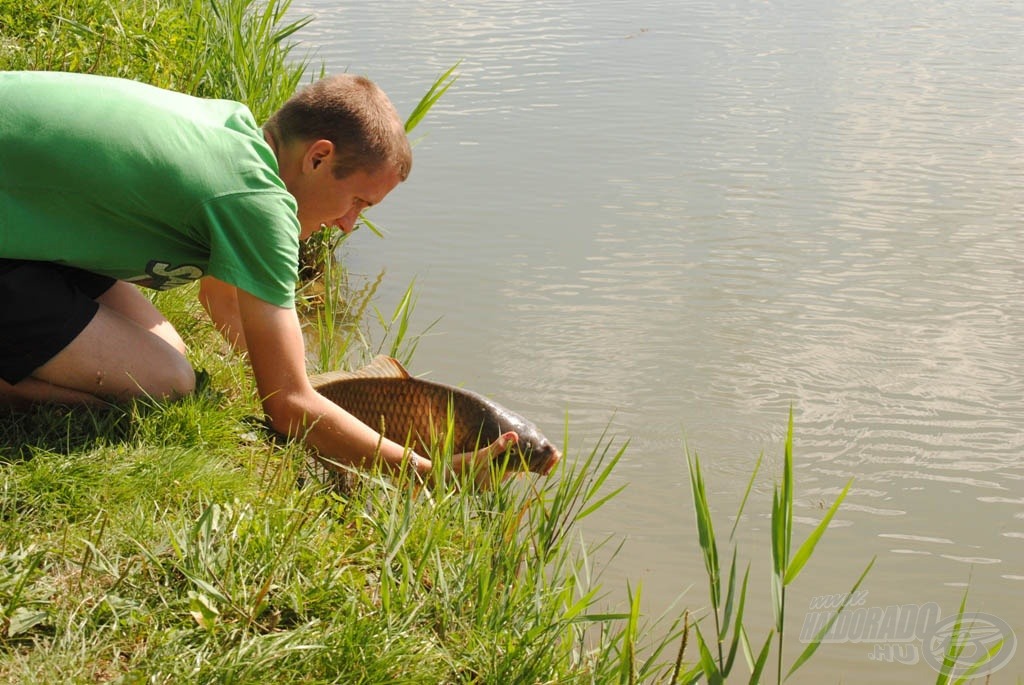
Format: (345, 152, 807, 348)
(308, 355, 561, 474)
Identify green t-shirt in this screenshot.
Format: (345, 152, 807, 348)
(0, 71, 300, 308)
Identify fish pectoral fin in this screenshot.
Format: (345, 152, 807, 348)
(308, 354, 411, 388)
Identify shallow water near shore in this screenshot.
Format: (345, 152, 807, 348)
(293, 1, 1023, 680)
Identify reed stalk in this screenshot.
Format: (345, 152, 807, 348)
(680, 408, 874, 684)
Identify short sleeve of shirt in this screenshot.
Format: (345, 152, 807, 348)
(196, 190, 301, 308)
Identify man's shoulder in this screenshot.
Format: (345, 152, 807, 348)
(2, 70, 253, 130)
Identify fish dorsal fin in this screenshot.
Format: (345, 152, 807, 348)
(354, 355, 411, 379)
(309, 354, 411, 387)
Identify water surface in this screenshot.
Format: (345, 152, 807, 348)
(294, 1, 1023, 680)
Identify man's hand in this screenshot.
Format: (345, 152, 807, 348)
(446, 431, 520, 491)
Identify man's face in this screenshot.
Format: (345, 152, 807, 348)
(286, 139, 403, 239)
(297, 165, 402, 239)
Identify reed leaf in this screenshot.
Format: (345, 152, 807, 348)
(932, 585, 1008, 685)
(951, 638, 1005, 685)
(686, 452, 720, 609)
(784, 477, 852, 585)
(405, 61, 460, 133)
(935, 588, 970, 685)
(729, 450, 763, 541)
(720, 549, 738, 638)
(721, 563, 751, 675)
(746, 629, 774, 685)
(359, 213, 385, 238)
(693, 623, 724, 684)
(575, 442, 626, 520)
(770, 486, 785, 628)
(374, 279, 418, 362)
(785, 555, 874, 679)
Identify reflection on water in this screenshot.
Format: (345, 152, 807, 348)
(295, 0, 1023, 680)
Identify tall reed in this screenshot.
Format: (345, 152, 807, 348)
(175, 0, 312, 119)
(680, 409, 874, 684)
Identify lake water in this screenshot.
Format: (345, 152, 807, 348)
(293, 1, 1023, 681)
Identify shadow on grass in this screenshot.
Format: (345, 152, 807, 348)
(0, 404, 137, 462)
(0, 370, 233, 463)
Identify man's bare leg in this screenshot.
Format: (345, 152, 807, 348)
(0, 377, 105, 408)
(0, 282, 194, 405)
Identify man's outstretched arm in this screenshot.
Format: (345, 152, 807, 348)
(233, 287, 421, 472)
(200, 280, 514, 485)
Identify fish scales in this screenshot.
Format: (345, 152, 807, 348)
(308, 356, 561, 474)
(313, 377, 503, 454)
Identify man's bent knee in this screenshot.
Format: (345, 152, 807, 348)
(145, 349, 196, 400)
(110, 342, 195, 401)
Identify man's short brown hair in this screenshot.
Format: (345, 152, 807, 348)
(265, 74, 412, 181)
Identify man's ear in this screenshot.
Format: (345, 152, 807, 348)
(304, 139, 335, 173)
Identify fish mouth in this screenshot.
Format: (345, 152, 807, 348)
(537, 449, 561, 476)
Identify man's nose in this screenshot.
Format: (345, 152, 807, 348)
(337, 208, 360, 234)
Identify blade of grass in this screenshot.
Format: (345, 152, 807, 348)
(786, 556, 875, 679)
(935, 587, 970, 685)
(405, 61, 460, 133)
(784, 477, 853, 585)
(729, 450, 763, 541)
(687, 452, 720, 609)
(951, 638, 1005, 685)
(721, 564, 751, 676)
(746, 629, 774, 685)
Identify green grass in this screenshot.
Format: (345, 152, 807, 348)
(0, 0, 309, 117)
(0, 355, 671, 682)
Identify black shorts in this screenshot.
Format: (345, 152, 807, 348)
(0, 259, 116, 384)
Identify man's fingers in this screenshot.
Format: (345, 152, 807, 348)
(485, 431, 518, 458)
